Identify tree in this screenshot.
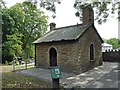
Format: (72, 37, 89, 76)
(107, 38, 120, 49)
(2, 1, 48, 63)
(27, 0, 61, 18)
(2, 34, 22, 62)
(2, 0, 119, 24)
(74, 1, 120, 24)
(0, 0, 7, 8)
(2, 8, 22, 62)
(30, 0, 119, 24)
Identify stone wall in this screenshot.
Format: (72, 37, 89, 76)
(35, 40, 79, 73)
(102, 50, 120, 62)
(35, 26, 102, 74)
(77, 26, 102, 73)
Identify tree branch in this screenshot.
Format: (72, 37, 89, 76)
(22, 24, 39, 49)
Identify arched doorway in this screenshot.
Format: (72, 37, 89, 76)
(49, 47, 57, 66)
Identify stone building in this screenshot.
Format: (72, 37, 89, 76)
(33, 5, 104, 74)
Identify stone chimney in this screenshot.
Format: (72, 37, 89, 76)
(82, 4, 94, 25)
(50, 22, 56, 31)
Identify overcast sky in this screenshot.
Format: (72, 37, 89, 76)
(4, 0, 118, 39)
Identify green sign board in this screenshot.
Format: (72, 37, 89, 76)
(51, 67, 61, 79)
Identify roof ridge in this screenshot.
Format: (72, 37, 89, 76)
(53, 22, 93, 31)
(53, 24, 82, 30)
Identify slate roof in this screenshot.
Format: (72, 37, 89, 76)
(33, 23, 103, 44)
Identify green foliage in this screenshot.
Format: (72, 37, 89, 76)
(5, 61, 8, 65)
(73, 1, 119, 24)
(30, 0, 119, 24)
(28, 0, 61, 18)
(12, 60, 20, 65)
(106, 38, 120, 49)
(2, 1, 48, 63)
(8, 61, 14, 65)
(0, 0, 7, 8)
(3, 34, 22, 56)
(1, 0, 120, 24)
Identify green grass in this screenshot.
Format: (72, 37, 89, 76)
(1, 65, 63, 89)
(1, 65, 52, 89)
(2, 72, 52, 88)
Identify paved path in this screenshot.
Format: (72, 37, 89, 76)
(17, 62, 119, 88)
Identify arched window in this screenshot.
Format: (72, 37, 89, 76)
(49, 47, 57, 66)
(90, 44, 94, 61)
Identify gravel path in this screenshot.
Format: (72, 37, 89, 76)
(18, 62, 119, 88)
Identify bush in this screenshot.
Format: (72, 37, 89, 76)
(8, 62, 13, 65)
(15, 60, 19, 65)
(5, 61, 8, 65)
(5, 61, 12, 65)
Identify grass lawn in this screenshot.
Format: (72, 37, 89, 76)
(2, 72, 52, 88)
(1, 65, 13, 72)
(1, 65, 52, 89)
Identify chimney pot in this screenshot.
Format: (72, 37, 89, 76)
(50, 22, 56, 31)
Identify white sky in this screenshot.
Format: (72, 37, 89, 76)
(4, 0, 118, 39)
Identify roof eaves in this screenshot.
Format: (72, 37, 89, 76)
(34, 38, 77, 44)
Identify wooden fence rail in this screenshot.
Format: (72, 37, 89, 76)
(13, 63, 35, 71)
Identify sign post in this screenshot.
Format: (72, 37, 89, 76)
(50, 67, 61, 89)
